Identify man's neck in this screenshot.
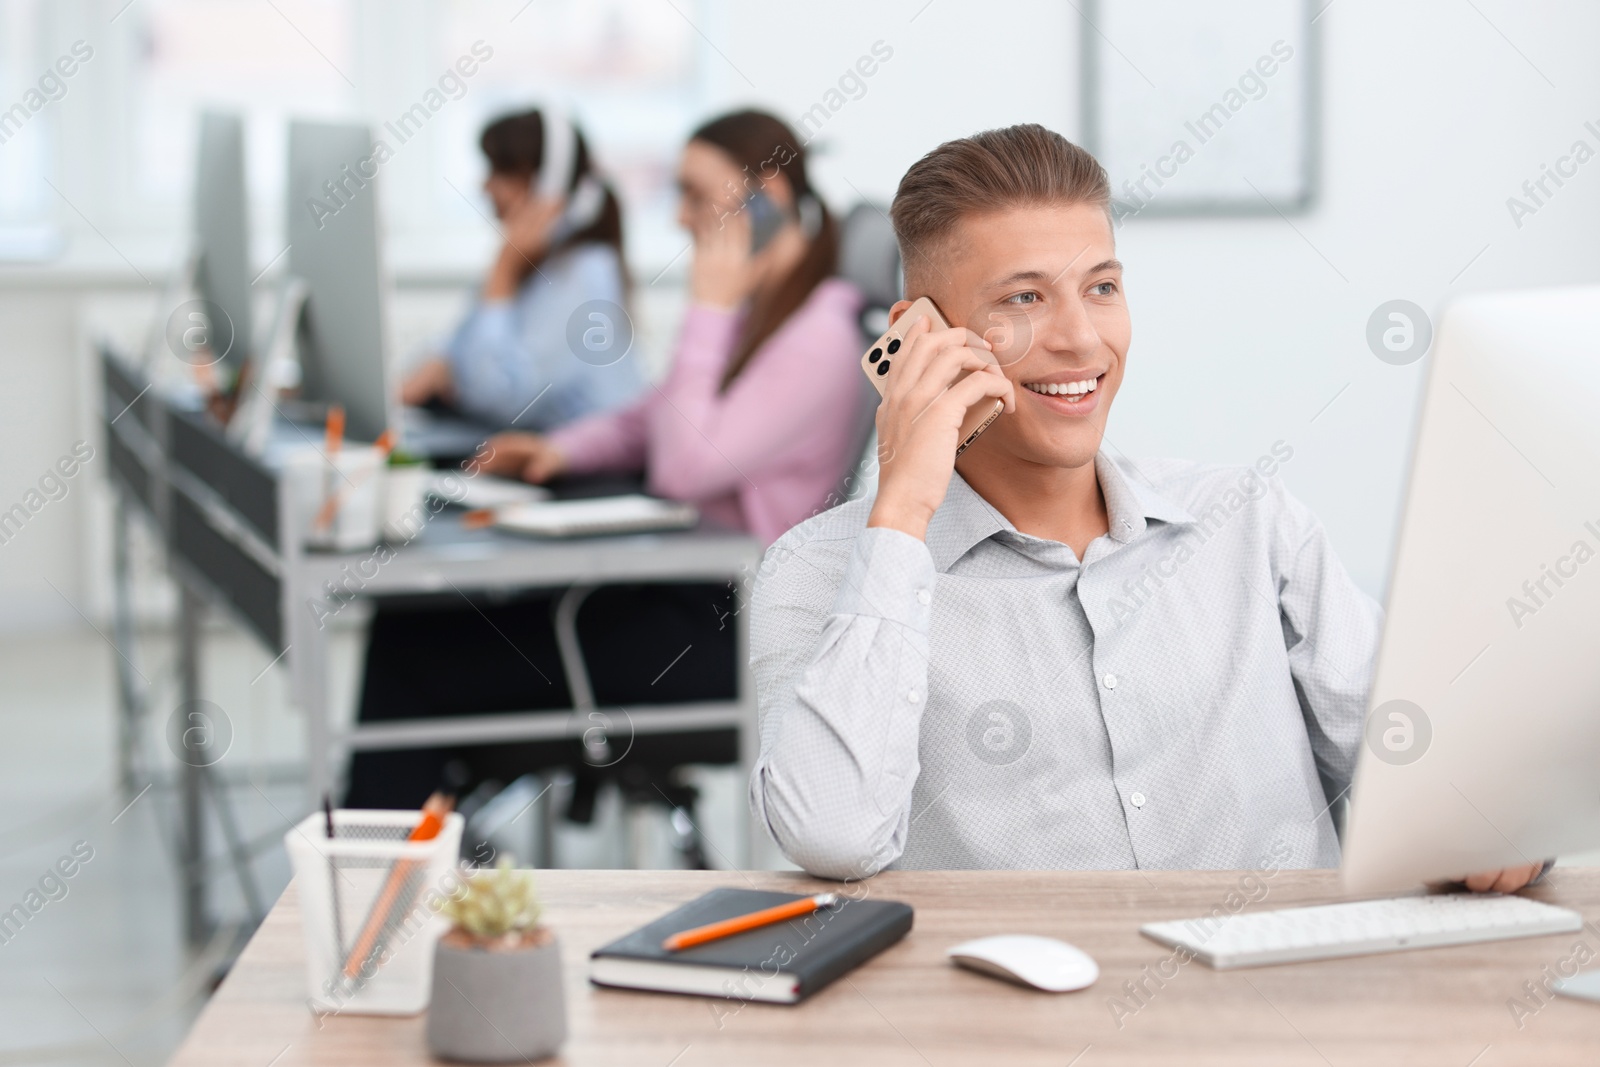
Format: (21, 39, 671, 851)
(957, 451, 1108, 560)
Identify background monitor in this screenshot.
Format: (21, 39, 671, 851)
(193, 111, 252, 378)
(285, 119, 393, 444)
(1341, 284, 1600, 892)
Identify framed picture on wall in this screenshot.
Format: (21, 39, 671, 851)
(1080, 0, 1320, 220)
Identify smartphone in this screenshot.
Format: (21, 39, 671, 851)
(744, 190, 786, 255)
(861, 297, 1004, 457)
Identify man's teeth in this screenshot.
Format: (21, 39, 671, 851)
(1024, 378, 1099, 397)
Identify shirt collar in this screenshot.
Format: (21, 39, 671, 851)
(1097, 451, 1195, 543)
(921, 454, 1194, 571)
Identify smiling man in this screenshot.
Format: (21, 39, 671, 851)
(747, 124, 1543, 892)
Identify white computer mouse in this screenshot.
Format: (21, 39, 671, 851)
(946, 934, 1099, 992)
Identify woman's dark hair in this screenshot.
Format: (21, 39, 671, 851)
(479, 109, 625, 286)
(689, 109, 839, 390)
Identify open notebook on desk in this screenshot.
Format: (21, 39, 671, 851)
(426, 472, 549, 511)
(493, 494, 699, 538)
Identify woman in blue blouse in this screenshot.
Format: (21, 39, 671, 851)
(401, 109, 642, 429)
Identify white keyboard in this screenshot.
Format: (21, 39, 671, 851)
(1141, 893, 1583, 969)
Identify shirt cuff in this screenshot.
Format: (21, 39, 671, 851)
(831, 527, 937, 631)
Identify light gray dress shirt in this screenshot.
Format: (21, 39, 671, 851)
(748, 449, 1382, 880)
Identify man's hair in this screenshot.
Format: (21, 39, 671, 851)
(890, 124, 1110, 295)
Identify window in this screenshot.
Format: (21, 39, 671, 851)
(0, 0, 54, 256)
(129, 0, 358, 227)
(66, 0, 708, 271)
(431, 0, 703, 267)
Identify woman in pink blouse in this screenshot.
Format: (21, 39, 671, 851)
(346, 111, 867, 817)
(480, 109, 868, 545)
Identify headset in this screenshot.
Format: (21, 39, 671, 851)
(535, 105, 607, 243)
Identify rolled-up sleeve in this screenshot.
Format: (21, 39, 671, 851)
(749, 526, 937, 879)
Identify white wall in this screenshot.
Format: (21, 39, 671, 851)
(707, 0, 1600, 597)
(1, 0, 1597, 632)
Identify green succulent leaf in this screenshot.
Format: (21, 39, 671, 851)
(436, 858, 543, 938)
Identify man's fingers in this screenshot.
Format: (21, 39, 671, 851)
(906, 362, 1014, 430)
(1498, 861, 1544, 892)
(897, 322, 984, 378)
(895, 346, 999, 408)
(1461, 862, 1543, 893)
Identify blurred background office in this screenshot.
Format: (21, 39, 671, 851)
(1, 1, 1598, 1064)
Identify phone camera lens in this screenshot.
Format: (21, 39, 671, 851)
(868, 347, 882, 363)
(887, 338, 902, 355)
(876, 360, 891, 376)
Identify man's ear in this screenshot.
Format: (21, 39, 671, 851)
(887, 299, 914, 326)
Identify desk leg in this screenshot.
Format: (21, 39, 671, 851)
(177, 583, 209, 947)
(110, 493, 140, 795)
(289, 581, 333, 811)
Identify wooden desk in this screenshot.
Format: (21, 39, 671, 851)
(171, 869, 1600, 1066)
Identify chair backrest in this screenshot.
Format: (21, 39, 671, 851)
(835, 202, 901, 343)
(828, 202, 900, 511)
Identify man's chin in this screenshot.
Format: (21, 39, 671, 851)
(964, 435, 1100, 474)
(1013, 426, 1103, 468)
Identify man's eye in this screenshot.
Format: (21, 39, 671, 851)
(1004, 291, 1039, 305)
(1090, 281, 1119, 296)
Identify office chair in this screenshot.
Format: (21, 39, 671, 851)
(832, 202, 902, 508)
(458, 207, 909, 870)
(836, 201, 902, 341)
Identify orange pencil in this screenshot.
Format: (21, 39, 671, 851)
(314, 423, 396, 533)
(324, 404, 346, 455)
(663, 893, 839, 952)
(341, 792, 453, 980)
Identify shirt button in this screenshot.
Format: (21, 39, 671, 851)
(907, 690, 919, 703)
(916, 588, 931, 605)
(1130, 792, 1146, 808)
(1103, 673, 1118, 690)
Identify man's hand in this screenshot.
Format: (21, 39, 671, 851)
(1460, 861, 1547, 893)
(867, 316, 1015, 541)
(400, 358, 454, 406)
(477, 432, 568, 484)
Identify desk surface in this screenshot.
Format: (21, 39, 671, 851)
(171, 868, 1600, 1066)
(295, 509, 762, 595)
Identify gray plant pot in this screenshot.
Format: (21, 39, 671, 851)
(427, 932, 567, 1063)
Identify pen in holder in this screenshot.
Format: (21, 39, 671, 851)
(285, 808, 464, 1015)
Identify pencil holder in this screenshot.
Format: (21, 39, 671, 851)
(285, 809, 464, 1015)
(283, 444, 385, 551)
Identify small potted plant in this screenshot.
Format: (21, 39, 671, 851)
(427, 861, 566, 1063)
(382, 447, 431, 543)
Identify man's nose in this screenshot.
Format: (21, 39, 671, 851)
(1040, 297, 1101, 357)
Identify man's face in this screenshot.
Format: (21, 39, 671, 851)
(906, 201, 1128, 472)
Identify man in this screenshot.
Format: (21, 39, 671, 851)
(747, 124, 1541, 892)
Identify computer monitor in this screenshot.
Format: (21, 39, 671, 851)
(193, 111, 252, 378)
(1341, 284, 1600, 892)
(285, 119, 393, 444)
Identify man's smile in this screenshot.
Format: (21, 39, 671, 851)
(1020, 372, 1106, 413)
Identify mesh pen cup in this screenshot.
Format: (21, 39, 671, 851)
(285, 809, 464, 1015)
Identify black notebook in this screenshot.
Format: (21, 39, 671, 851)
(589, 888, 914, 1003)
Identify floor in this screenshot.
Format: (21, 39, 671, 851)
(0, 622, 750, 1066)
